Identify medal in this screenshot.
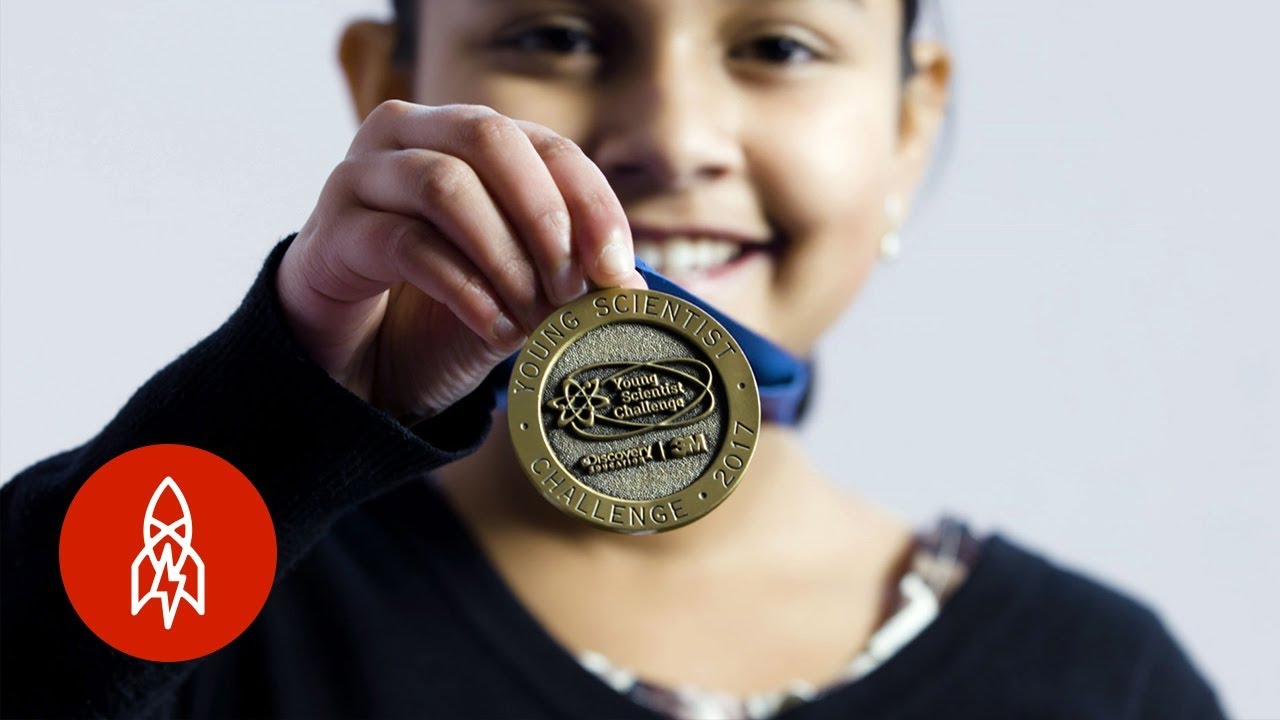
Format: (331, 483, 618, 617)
(507, 288, 760, 533)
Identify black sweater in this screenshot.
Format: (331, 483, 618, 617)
(1, 234, 1227, 719)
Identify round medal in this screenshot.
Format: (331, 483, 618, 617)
(508, 288, 760, 533)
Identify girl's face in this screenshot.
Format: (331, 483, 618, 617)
(394, 0, 948, 355)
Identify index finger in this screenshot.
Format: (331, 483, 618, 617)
(513, 120, 646, 291)
(352, 101, 579, 305)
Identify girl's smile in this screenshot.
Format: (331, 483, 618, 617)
(400, 0, 950, 354)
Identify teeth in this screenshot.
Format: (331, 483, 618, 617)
(711, 243, 735, 264)
(634, 242, 662, 268)
(697, 241, 717, 267)
(632, 236, 744, 276)
(667, 241, 695, 273)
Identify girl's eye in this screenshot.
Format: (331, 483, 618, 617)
(498, 24, 599, 56)
(731, 35, 820, 65)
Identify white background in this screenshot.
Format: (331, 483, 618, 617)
(2, 1, 1276, 716)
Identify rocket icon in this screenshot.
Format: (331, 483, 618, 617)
(130, 476, 205, 629)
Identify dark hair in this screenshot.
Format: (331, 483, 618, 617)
(390, 0, 922, 79)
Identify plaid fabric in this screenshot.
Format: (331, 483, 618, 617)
(576, 516, 986, 719)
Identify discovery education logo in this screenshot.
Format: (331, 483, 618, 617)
(59, 444, 276, 662)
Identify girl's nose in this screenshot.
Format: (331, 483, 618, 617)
(590, 47, 744, 196)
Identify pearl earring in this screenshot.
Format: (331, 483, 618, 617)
(880, 194, 903, 262)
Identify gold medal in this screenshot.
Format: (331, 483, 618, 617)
(508, 288, 760, 533)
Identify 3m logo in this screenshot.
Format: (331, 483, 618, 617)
(59, 444, 276, 662)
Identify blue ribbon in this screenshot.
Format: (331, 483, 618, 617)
(489, 258, 813, 425)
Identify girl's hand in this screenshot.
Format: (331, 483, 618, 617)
(276, 101, 645, 420)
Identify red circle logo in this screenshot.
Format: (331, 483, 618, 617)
(59, 444, 276, 662)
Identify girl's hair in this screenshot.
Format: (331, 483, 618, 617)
(389, 0, 923, 80)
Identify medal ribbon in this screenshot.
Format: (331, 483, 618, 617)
(489, 258, 813, 425)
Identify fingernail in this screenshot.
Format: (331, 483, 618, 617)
(554, 261, 587, 304)
(493, 313, 524, 345)
(596, 229, 634, 279)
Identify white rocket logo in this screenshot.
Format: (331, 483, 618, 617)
(131, 476, 205, 629)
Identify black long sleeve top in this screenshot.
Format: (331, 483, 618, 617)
(1, 234, 1227, 719)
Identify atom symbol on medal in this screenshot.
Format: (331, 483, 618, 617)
(547, 377, 611, 429)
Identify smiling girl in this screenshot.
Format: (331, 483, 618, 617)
(2, 1, 1224, 718)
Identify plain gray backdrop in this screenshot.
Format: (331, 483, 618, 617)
(2, 1, 1275, 716)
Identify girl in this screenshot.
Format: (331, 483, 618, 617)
(2, 1, 1224, 717)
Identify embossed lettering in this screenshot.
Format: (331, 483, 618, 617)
(542, 471, 567, 493)
(548, 360, 716, 440)
(608, 501, 687, 528)
(557, 484, 577, 505)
